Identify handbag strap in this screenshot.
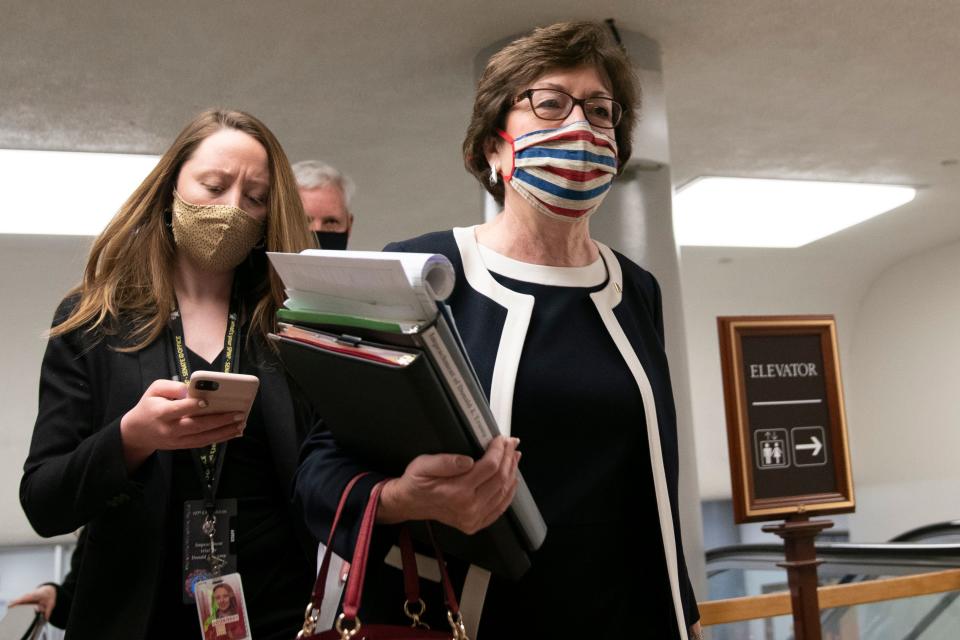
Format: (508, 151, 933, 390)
(341, 479, 386, 617)
(340, 482, 466, 635)
(422, 521, 468, 637)
(310, 472, 371, 610)
(423, 521, 462, 617)
(398, 526, 421, 603)
(397, 523, 465, 624)
(304, 474, 469, 640)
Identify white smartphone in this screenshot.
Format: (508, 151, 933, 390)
(187, 371, 260, 419)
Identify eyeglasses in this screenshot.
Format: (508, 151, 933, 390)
(514, 88, 623, 129)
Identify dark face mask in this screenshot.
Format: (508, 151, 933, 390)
(314, 230, 349, 250)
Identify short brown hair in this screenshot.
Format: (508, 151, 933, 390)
(463, 21, 640, 204)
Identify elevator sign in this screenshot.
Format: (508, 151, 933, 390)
(718, 316, 855, 523)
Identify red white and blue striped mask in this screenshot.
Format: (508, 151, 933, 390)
(498, 121, 619, 222)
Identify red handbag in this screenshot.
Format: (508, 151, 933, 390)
(296, 473, 470, 640)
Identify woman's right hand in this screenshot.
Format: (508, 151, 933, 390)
(378, 435, 521, 535)
(119, 380, 245, 471)
(9, 584, 57, 620)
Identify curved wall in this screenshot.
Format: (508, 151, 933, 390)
(846, 239, 960, 540)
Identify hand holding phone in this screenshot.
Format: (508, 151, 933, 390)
(120, 375, 260, 471)
(187, 372, 260, 423)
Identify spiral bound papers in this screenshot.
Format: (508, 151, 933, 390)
(267, 250, 547, 579)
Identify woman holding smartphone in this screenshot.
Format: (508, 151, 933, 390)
(20, 109, 319, 639)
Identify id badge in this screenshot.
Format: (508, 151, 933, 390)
(183, 499, 238, 603)
(195, 573, 253, 640)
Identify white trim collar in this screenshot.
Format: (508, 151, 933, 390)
(454, 227, 685, 638)
(477, 243, 606, 287)
(591, 241, 624, 309)
(452, 226, 533, 438)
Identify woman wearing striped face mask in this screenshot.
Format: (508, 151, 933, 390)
(295, 21, 702, 640)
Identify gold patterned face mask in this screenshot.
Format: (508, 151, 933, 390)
(171, 191, 264, 272)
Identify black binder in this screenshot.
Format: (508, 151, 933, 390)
(271, 318, 546, 580)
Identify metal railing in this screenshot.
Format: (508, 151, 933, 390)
(699, 519, 960, 635)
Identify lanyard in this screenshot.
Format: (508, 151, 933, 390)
(167, 296, 241, 515)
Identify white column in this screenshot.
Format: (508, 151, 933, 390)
(594, 29, 707, 598)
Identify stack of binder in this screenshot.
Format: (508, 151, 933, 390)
(267, 250, 546, 580)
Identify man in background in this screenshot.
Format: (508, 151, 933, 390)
(292, 160, 355, 250)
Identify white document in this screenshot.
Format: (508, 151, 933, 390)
(0, 606, 45, 640)
(267, 250, 455, 324)
(314, 543, 348, 629)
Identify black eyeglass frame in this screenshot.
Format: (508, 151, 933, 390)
(513, 88, 623, 129)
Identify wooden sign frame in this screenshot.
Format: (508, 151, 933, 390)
(718, 315, 855, 523)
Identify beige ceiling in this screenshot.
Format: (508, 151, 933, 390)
(3, 0, 957, 265)
(2, 1, 959, 536)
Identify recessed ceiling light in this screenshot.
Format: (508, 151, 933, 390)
(673, 177, 916, 248)
(0, 149, 160, 236)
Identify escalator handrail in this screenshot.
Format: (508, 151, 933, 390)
(889, 519, 960, 542)
(705, 521, 960, 632)
(706, 541, 960, 576)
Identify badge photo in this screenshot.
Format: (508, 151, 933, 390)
(194, 573, 252, 640)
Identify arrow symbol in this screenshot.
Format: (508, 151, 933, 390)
(796, 436, 822, 456)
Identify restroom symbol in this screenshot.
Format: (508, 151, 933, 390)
(755, 429, 790, 469)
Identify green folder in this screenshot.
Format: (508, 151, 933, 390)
(276, 308, 410, 334)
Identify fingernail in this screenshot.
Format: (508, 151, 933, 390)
(198, 399, 208, 408)
(455, 456, 473, 469)
(511, 437, 520, 447)
(233, 414, 244, 422)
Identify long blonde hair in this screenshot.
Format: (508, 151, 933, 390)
(51, 109, 315, 351)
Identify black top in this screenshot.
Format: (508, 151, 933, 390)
(148, 347, 312, 640)
(22, 297, 320, 639)
(292, 230, 700, 638)
(490, 269, 640, 524)
(470, 260, 676, 636)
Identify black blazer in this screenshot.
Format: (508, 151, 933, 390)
(20, 298, 318, 639)
(294, 229, 699, 635)
(46, 527, 84, 630)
